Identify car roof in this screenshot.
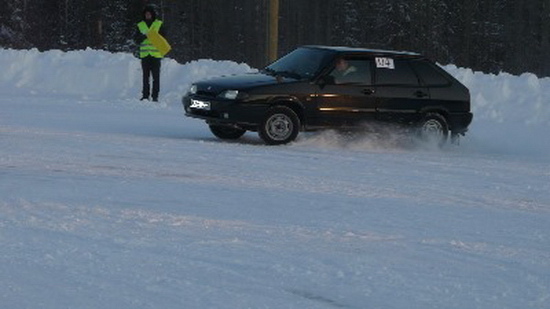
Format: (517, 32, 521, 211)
(302, 45, 422, 58)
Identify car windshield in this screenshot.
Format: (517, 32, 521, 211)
(264, 47, 335, 80)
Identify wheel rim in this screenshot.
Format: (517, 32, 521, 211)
(265, 114, 293, 141)
(421, 119, 445, 141)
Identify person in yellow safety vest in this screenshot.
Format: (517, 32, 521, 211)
(136, 5, 165, 102)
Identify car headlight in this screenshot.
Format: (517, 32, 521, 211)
(188, 84, 197, 95)
(219, 90, 240, 100)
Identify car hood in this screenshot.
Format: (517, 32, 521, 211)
(195, 73, 297, 94)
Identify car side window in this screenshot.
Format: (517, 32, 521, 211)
(375, 59, 420, 86)
(410, 60, 451, 86)
(329, 59, 372, 85)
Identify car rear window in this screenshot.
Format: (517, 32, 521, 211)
(410, 60, 451, 86)
(375, 59, 420, 86)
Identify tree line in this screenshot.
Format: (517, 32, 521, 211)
(1, 0, 549, 77)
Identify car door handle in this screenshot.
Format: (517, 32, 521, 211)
(362, 88, 375, 95)
(414, 90, 428, 98)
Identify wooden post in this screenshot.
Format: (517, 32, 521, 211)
(268, 0, 279, 63)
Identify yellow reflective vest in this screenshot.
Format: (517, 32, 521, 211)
(137, 20, 163, 58)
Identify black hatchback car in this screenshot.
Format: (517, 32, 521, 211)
(183, 46, 472, 145)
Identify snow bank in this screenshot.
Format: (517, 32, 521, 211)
(0, 48, 548, 155)
(441, 66, 549, 156)
(0, 48, 252, 102)
(447, 65, 550, 127)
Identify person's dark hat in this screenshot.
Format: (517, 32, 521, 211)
(143, 5, 157, 20)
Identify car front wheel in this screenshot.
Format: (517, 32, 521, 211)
(259, 106, 300, 145)
(209, 125, 246, 140)
(417, 113, 449, 147)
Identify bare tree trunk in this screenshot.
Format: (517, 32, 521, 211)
(97, 18, 103, 47)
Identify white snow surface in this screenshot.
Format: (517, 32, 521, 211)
(0, 49, 549, 309)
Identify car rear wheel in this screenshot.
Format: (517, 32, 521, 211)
(259, 106, 300, 145)
(209, 125, 246, 140)
(417, 113, 449, 147)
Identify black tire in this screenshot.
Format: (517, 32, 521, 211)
(417, 113, 449, 147)
(209, 125, 246, 140)
(258, 106, 301, 145)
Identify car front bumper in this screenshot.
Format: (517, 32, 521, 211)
(182, 95, 268, 129)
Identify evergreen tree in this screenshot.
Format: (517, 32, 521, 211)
(0, 0, 549, 76)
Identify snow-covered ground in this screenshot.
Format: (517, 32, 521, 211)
(0, 49, 549, 309)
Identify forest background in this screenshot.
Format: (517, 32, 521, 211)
(1, 0, 549, 77)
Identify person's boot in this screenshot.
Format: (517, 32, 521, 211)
(140, 96, 149, 101)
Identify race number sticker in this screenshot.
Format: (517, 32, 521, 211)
(375, 57, 395, 69)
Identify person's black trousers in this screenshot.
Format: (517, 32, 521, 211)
(141, 56, 161, 100)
